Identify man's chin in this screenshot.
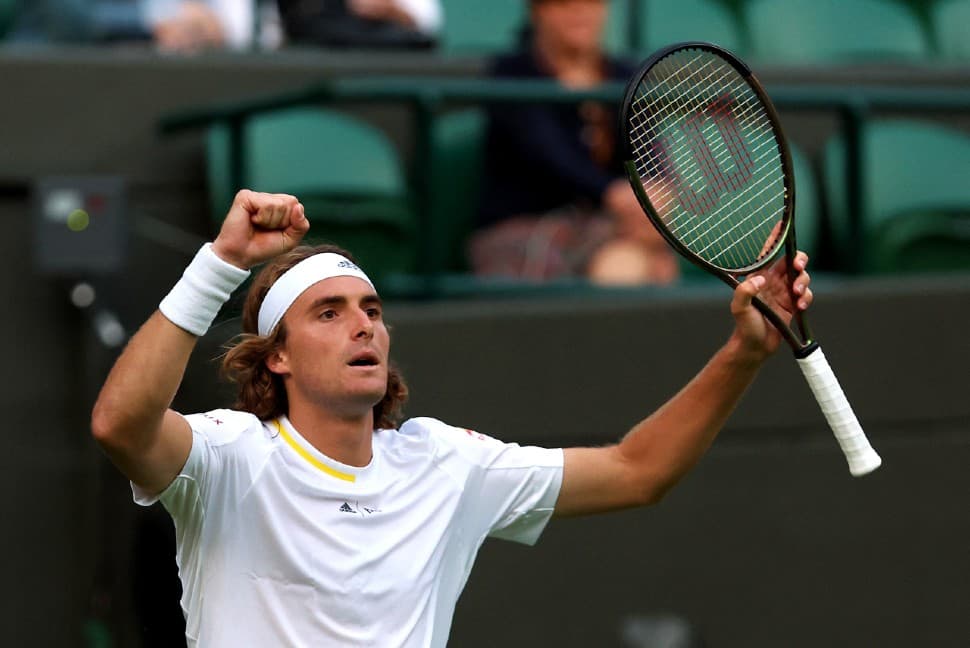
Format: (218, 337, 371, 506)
(350, 384, 389, 410)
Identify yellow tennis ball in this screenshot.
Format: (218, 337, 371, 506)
(67, 209, 90, 232)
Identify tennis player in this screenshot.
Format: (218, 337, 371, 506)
(92, 189, 812, 647)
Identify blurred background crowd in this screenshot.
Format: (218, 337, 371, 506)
(4, 0, 969, 289)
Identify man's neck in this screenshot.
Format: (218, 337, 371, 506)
(286, 404, 374, 468)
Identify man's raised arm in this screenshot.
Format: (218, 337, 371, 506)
(90, 190, 308, 495)
(555, 252, 813, 516)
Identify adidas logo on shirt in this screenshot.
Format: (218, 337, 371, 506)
(338, 502, 381, 515)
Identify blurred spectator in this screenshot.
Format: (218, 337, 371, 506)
(144, 0, 256, 52)
(276, 0, 441, 49)
(6, 0, 262, 53)
(472, 0, 678, 285)
(7, 0, 149, 43)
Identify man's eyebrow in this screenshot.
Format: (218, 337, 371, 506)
(305, 293, 382, 312)
(306, 295, 347, 312)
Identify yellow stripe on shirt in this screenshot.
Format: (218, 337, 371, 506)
(273, 419, 356, 483)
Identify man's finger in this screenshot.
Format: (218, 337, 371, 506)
(283, 203, 310, 242)
(251, 206, 279, 229)
(233, 188, 258, 211)
(731, 274, 766, 315)
(251, 195, 298, 229)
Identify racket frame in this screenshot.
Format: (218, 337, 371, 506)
(620, 41, 815, 356)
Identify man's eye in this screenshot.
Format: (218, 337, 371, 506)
(320, 310, 337, 320)
(367, 308, 382, 318)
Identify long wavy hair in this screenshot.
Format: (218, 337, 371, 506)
(221, 244, 408, 429)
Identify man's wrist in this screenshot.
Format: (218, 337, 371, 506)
(158, 243, 251, 337)
(210, 240, 250, 271)
(723, 333, 771, 371)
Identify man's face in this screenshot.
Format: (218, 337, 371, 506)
(269, 276, 390, 420)
(533, 0, 607, 56)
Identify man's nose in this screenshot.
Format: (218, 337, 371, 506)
(353, 311, 374, 339)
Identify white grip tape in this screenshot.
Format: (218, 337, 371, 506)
(796, 346, 882, 477)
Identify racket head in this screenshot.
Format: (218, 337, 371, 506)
(620, 42, 797, 278)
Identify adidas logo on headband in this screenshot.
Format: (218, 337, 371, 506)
(257, 253, 376, 336)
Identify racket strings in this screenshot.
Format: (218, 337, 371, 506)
(629, 59, 775, 264)
(626, 49, 788, 270)
(630, 56, 745, 202)
(646, 116, 781, 256)
(630, 55, 778, 234)
(633, 88, 783, 265)
(634, 58, 781, 264)
(641, 57, 756, 252)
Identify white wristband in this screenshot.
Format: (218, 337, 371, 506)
(159, 243, 251, 336)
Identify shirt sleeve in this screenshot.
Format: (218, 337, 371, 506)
(417, 419, 564, 546)
(478, 439, 564, 545)
(209, 0, 254, 49)
(395, 0, 442, 34)
(130, 409, 260, 509)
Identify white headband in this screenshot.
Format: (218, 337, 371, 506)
(257, 253, 375, 336)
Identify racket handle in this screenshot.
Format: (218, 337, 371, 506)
(796, 346, 882, 477)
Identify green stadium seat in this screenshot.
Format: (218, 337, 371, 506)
(0, 0, 17, 38)
(743, 0, 931, 64)
(438, 0, 525, 54)
(869, 211, 970, 273)
(789, 142, 821, 259)
(425, 109, 486, 274)
(638, 0, 744, 56)
(931, 0, 970, 59)
(603, 0, 633, 56)
(206, 108, 417, 282)
(822, 118, 970, 272)
(438, 0, 634, 58)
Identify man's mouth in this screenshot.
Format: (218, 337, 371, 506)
(347, 352, 380, 367)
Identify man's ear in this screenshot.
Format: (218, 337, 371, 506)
(265, 348, 289, 376)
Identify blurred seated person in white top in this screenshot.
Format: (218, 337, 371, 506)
(143, 0, 257, 52)
(6, 0, 262, 53)
(276, 0, 441, 49)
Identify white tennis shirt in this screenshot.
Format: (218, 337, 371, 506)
(133, 409, 564, 647)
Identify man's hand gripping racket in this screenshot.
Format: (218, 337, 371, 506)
(620, 42, 881, 476)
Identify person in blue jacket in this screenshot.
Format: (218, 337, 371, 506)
(473, 0, 679, 285)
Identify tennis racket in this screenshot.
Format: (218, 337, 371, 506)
(620, 42, 881, 477)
